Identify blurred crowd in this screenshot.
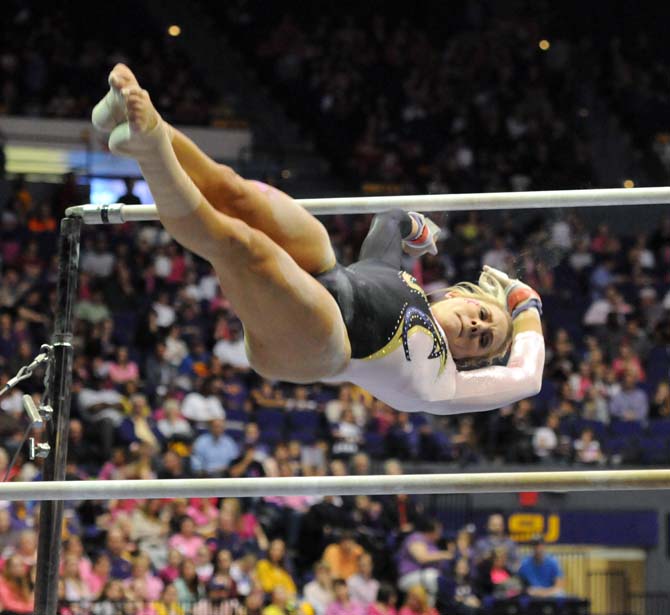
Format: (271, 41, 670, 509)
(0, 0, 228, 126)
(0, 171, 667, 612)
(1, 1, 670, 613)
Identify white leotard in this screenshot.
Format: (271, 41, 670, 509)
(324, 310, 544, 415)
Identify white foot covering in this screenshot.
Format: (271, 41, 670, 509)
(109, 115, 200, 219)
(91, 78, 126, 132)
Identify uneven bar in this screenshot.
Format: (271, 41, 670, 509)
(65, 186, 670, 223)
(2, 470, 670, 502)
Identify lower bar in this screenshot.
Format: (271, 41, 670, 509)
(64, 186, 670, 222)
(4, 469, 670, 501)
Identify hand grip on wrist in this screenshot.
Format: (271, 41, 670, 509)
(481, 265, 542, 317)
(402, 212, 440, 256)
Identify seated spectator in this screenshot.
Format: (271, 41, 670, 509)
(168, 516, 206, 560)
(331, 407, 364, 459)
(187, 498, 219, 536)
(444, 558, 481, 614)
(256, 539, 297, 598)
(87, 553, 112, 599)
(60, 535, 92, 581)
(262, 586, 301, 615)
(650, 381, 670, 419)
(375, 460, 423, 536)
(367, 583, 397, 615)
(396, 520, 454, 602)
(473, 514, 519, 571)
(610, 370, 649, 423)
(325, 579, 365, 615)
(229, 424, 270, 479)
(61, 553, 95, 607)
(303, 560, 334, 615)
(129, 500, 170, 567)
(397, 585, 438, 615)
(103, 526, 133, 580)
(582, 387, 609, 424)
(193, 574, 240, 615)
(347, 552, 379, 607)
(532, 413, 560, 462)
(518, 538, 565, 597)
(191, 418, 240, 477)
(0, 554, 34, 614)
(244, 589, 266, 615)
(220, 498, 269, 552)
(116, 393, 162, 450)
(160, 549, 183, 585)
(181, 378, 226, 428)
(174, 558, 205, 606)
(573, 428, 605, 465)
(123, 552, 164, 601)
(476, 547, 522, 600)
(251, 379, 286, 410)
(92, 579, 127, 615)
(157, 450, 191, 480)
(156, 399, 194, 443)
(612, 343, 645, 382)
(230, 552, 260, 598)
(153, 583, 185, 615)
(107, 345, 140, 384)
(322, 531, 365, 581)
(209, 549, 236, 595)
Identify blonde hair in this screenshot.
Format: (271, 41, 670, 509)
(432, 270, 513, 370)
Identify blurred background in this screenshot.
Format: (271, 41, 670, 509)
(2, 1, 670, 614)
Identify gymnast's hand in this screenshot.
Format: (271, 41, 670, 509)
(402, 212, 441, 257)
(481, 265, 542, 319)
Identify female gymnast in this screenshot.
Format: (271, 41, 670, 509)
(91, 65, 544, 415)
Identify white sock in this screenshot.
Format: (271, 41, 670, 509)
(91, 86, 126, 132)
(109, 120, 201, 219)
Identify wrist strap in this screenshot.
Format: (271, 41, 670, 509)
(506, 284, 542, 313)
(512, 298, 543, 319)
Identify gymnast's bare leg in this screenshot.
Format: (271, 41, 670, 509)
(94, 64, 334, 275)
(93, 70, 350, 382)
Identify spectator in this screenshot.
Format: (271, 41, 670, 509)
(651, 381, 670, 419)
(573, 428, 605, 465)
(256, 539, 297, 598)
(156, 399, 194, 443)
(209, 550, 236, 594)
(192, 575, 240, 615)
(366, 584, 397, 615)
(532, 413, 560, 462)
(610, 370, 649, 423)
(0, 554, 34, 614)
(477, 547, 522, 600)
(191, 419, 240, 477)
(303, 561, 335, 615)
(396, 520, 454, 601)
(104, 526, 133, 580)
(181, 379, 226, 428)
(123, 552, 164, 601)
(61, 552, 95, 607)
(88, 553, 112, 599)
(517, 538, 565, 598)
(107, 346, 140, 385)
(174, 558, 205, 606)
(444, 558, 481, 614)
(118, 178, 142, 205)
(153, 584, 185, 615)
(473, 514, 519, 571)
(116, 393, 161, 450)
(230, 553, 260, 598)
(168, 516, 206, 560)
(397, 586, 438, 615)
(347, 552, 379, 607)
(92, 579, 127, 615)
(325, 579, 365, 615)
(322, 532, 365, 581)
(262, 586, 298, 615)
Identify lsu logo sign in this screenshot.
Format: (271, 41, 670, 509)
(507, 513, 560, 543)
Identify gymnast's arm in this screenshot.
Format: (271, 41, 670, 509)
(418, 308, 544, 414)
(359, 209, 438, 267)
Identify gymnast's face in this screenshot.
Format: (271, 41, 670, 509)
(432, 295, 509, 361)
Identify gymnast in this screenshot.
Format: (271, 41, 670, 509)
(91, 64, 544, 415)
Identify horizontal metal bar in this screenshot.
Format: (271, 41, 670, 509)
(2, 470, 670, 501)
(64, 186, 670, 223)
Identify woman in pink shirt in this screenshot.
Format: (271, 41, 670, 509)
(0, 555, 34, 614)
(86, 553, 112, 599)
(108, 346, 140, 384)
(168, 516, 206, 559)
(123, 552, 164, 601)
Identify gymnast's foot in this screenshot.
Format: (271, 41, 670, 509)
(108, 84, 167, 159)
(91, 63, 140, 132)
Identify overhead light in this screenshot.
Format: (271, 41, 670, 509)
(623, 179, 635, 189)
(168, 25, 181, 37)
(539, 40, 550, 51)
